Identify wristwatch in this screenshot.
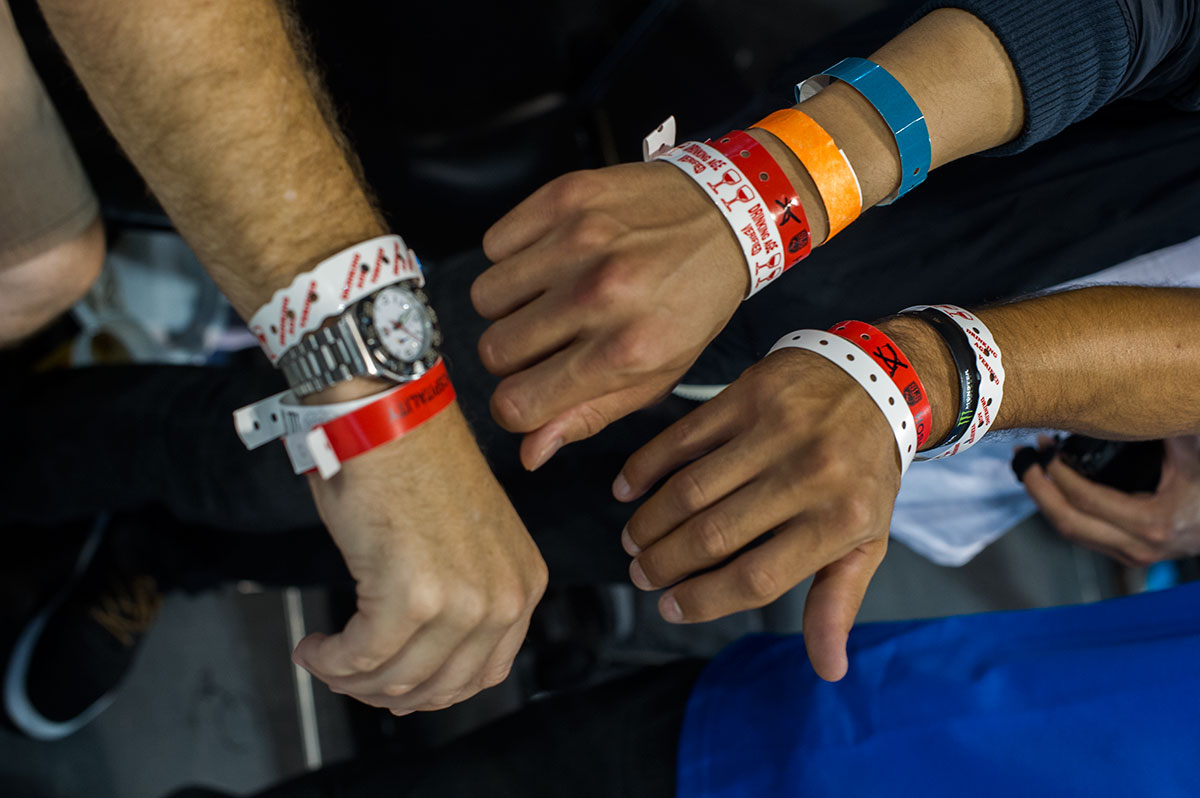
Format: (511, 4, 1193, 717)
(279, 282, 441, 397)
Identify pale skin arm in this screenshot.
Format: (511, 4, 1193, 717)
(37, 0, 546, 713)
(473, 8, 1022, 470)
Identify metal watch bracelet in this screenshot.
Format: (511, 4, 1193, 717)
(278, 317, 368, 398)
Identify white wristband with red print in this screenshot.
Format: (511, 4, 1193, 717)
(248, 234, 423, 363)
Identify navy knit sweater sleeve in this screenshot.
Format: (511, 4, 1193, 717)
(911, 0, 1200, 154)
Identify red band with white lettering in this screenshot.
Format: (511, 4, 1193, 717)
(901, 304, 1004, 461)
(829, 320, 932, 447)
(769, 329, 917, 475)
(654, 140, 794, 298)
(709, 130, 812, 274)
(304, 359, 455, 478)
(248, 234, 423, 363)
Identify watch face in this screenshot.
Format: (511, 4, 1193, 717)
(371, 286, 433, 363)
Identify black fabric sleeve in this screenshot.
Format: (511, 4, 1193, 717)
(910, 0, 1200, 154)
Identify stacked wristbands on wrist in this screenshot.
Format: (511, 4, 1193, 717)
(900, 304, 1005, 460)
(828, 320, 932, 448)
(769, 328, 919, 475)
(649, 133, 810, 297)
(752, 109, 862, 240)
(903, 308, 980, 449)
(795, 57, 930, 205)
(248, 234, 423, 364)
(234, 235, 453, 478)
(233, 359, 454, 478)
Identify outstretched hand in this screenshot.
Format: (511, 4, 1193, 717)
(472, 162, 749, 471)
(612, 348, 902, 681)
(292, 405, 547, 713)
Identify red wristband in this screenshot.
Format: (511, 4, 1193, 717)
(709, 130, 812, 277)
(306, 359, 455, 477)
(828, 320, 932, 447)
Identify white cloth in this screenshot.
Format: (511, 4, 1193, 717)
(891, 233, 1200, 565)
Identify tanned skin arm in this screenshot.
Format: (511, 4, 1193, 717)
(37, 0, 547, 713)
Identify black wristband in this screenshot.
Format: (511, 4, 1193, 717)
(902, 308, 981, 449)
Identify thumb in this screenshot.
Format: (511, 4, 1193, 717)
(801, 537, 887, 682)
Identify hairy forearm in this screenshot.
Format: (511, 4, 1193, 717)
(37, 0, 382, 318)
(881, 287, 1200, 445)
(749, 8, 1022, 245)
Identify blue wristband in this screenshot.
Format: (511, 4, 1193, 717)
(795, 57, 930, 205)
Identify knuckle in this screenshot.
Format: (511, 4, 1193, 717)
(425, 692, 461, 710)
(599, 323, 659, 374)
(738, 562, 780, 603)
(1138, 520, 1173, 547)
(349, 653, 388, 673)
(403, 579, 444, 625)
(488, 588, 528, 627)
(481, 663, 514, 688)
(836, 494, 874, 534)
(572, 255, 633, 312)
(573, 401, 611, 439)
(381, 682, 414, 698)
(490, 385, 529, 431)
(694, 514, 731, 560)
(673, 469, 710, 515)
(564, 208, 619, 250)
(451, 588, 488, 628)
(551, 170, 600, 211)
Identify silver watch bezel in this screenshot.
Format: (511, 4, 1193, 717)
(354, 283, 442, 382)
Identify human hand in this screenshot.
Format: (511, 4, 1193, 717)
(1023, 436, 1200, 567)
(471, 162, 749, 471)
(612, 348, 901, 681)
(292, 403, 548, 713)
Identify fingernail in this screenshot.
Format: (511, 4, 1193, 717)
(613, 473, 633, 501)
(629, 559, 652, 590)
(530, 437, 563, 471)
(621, 525, 641, 555)
(660, 595, 683, 623)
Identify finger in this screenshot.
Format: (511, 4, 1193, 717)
(404, 612, 532, 712)
(1024, 464, 1156, 564)
(624, 434, 767, 556)
(801, 537, 887, 682)
(477, 291, 577, 377)
(489, 344, 625, 434)
(292, 610, 423, 680)
(482, 171, 600, 263)
(316, 619, 474, 703)
(520, 381, 668, 471)
(615, 396, 739, 503)
(631, 477, 804, 590)
(471, 231, 566, 321)
(1044, 456, 1157, 530)
(660, 517, 862, 624)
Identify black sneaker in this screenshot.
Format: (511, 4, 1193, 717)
(3, 513, 164, 740)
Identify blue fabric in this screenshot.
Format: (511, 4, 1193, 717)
(677, 581, 1200, 797)
(796, 57, 931, 202)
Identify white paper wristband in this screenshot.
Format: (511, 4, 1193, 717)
(769, 329, 917, 475)
(248, 234, 423, 363)
(649, 139, 787, 298)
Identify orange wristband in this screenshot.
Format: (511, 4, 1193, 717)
(752, 109, 862, 241)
